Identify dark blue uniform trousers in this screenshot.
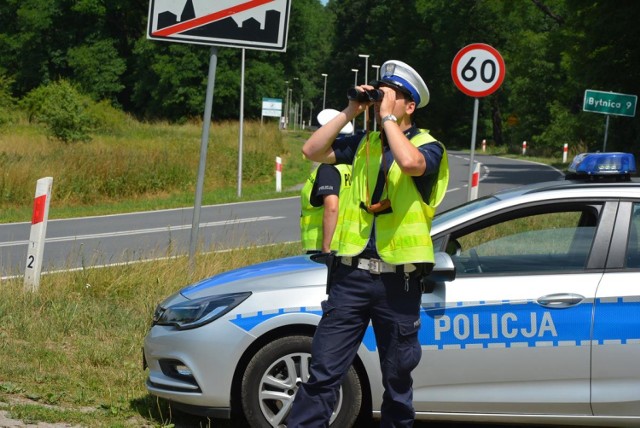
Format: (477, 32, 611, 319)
(287, 263, 423, 428)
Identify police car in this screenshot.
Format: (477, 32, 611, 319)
(143, 154, 640, 427)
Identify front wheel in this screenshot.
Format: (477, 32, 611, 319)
(241, 335, 362, 428)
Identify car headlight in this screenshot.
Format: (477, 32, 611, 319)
(153, 292, 251, 330)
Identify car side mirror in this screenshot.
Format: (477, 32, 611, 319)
(422, 252, 456, 293)
(430, 252, 456, 282)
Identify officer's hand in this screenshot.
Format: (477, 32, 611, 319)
(348, 84, 375, 115)
(378, 86, 397, 118)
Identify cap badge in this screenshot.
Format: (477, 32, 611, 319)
(383, 63, 396, 77)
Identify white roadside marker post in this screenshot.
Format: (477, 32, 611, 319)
(275, 156, 282, 192)
(24, 177, 53, 292)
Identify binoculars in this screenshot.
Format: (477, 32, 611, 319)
(347, 87, 384, 102)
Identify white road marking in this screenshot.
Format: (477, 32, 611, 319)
(0, 216, 285, 247)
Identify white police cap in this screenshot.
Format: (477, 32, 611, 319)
(317, 108, 354, 134)
(377, 60, 430, 109)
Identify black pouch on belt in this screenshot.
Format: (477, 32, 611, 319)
(311, 251, 339, 294)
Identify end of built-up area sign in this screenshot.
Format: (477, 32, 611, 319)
(148, 0, 291, 51)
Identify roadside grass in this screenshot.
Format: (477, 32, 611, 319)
(0, 118, 313, 223)
(0, 242, 302, 427)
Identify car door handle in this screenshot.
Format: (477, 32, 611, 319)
(537, 293, 585, 308)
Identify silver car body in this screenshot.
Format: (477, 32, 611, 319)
(144, 180, 640, 426)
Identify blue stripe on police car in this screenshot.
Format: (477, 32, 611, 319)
(229, 298, 640, 351)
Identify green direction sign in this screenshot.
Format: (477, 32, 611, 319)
(583, 89, 637, 117)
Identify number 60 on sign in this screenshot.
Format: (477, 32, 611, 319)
(452, 43, 505, 98)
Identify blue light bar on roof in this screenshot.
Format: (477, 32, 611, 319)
(568, 152, 636, 177)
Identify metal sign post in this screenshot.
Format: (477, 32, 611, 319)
(468, 97, 480, 199)
(238, 48, 246, 198)
(451, 43, 505, 201)
(148, 0, 291, 270)
(189, 47, 218, 268)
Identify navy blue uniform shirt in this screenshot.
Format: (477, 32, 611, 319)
(310, 164, 341, 207)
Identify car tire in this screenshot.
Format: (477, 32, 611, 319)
(241, 335, 362, 428)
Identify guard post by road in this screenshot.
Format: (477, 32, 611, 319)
(451, 43, 505, 201)
(24, 177, 53, 292)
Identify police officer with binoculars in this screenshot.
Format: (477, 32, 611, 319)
(288, 60, 449, 428)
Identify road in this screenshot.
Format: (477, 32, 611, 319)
(0, 152, 563, 278)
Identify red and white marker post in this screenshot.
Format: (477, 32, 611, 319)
(482, 139, 486, 152)
(275, 156, 282, 192)
(522, 141, 527, 155)
(469, 162, 481, 200)
(24, 177, 53, 291)
(563, 143, 569, 163)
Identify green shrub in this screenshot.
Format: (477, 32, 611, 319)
(0, 106, 14, 128)
(20, 80, 95, 143)
(86, 100, 134, 135)
(0, 74, 14, 107)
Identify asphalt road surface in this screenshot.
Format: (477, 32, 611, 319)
(0, 152, 563, 278)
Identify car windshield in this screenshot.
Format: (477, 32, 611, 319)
(433, 195, 500, 227)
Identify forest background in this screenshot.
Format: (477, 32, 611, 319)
(1, 0, 639, 154)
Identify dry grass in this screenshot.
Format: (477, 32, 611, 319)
(0, 117, 305, 222)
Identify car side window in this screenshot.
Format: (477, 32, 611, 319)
(450, 207, 599, 276)
(627, 203, 640, 268)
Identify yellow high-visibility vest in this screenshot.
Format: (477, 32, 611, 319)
(338, 130, 449, 264)
(300, 164, 352, 251)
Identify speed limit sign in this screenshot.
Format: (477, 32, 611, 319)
(452, 43, 505, 97)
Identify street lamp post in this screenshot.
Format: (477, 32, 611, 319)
(359, 54, 370, 85)
(321, 73, 328, 110)
(359, 54, 370, 130)
(351, 68, 358, 134)
(288, 88, 293, 129)
(284, 80, 289, 129)
(292, 77, 299, 130)
(371, 64, 380, 130)
(371, 64, 380, 80)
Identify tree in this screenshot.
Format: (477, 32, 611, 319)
(67, 38, 126, 102)
(282, 0, 335, 121)
(557, 0, 640, 152)
(130, 39, 208, 121)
